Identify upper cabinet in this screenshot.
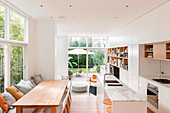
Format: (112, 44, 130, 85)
(158, 1, 170, 41)
(132, 10, 159, 44)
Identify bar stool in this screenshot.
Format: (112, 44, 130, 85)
(106, 106, 112, 113)
(103, 99, 112, 105)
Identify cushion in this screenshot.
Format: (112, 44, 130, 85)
(2, 92, 16, 107)
(26, 80, 35, 88)
(61, 76, 68, 80)
(30, 79, 37, 86)
(0, 93, 9, 113)
(56, 75, 62, 80)
(15, 80, 32, 94)
(0, 108, 2, 113)
(31, 74, 43, 85)
(6, 86, 24, 100)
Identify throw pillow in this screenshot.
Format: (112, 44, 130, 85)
(0, 93, 9, 113)
(30, 79, 37, 86)
(0, 107, 2, 113)
(31, 74, 43, 85)
(56, 75, 62, 80)
(2, 92, 16, 107)
(15, 80, 32, 94)
(6, 86, 24, 100)
(26, 80, 35, 88)
(61, 76, 68, 80)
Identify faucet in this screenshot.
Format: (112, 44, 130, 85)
(104, 73, 113, 84)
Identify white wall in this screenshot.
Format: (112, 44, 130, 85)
(34, 21, 55, 80)
(27, 19, 36, 79)
(55, 36, 68, 78)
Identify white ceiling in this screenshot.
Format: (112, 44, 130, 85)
(7, 0, 168, 36)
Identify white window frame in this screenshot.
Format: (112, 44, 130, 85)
(68, 36, 108, 80)
(0, 2, 28, 91)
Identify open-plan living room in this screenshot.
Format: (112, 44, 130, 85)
(1, 0, 170, 113)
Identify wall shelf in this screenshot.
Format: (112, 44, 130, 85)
(108, 46, 128, 71)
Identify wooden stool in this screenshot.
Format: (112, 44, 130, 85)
(103, 99, 112, 105)
(106, 106, 112, 113)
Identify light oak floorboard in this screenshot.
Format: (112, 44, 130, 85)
(69, 96, 100, 113)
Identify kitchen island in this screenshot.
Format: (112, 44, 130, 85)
(97, 75, 147, 113)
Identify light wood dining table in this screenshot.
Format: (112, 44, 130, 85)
(12, 80, 69, 113)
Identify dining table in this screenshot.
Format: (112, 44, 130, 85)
(12, 80, 69, 113)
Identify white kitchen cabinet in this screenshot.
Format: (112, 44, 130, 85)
(158, 1, 170, 41)
(120, 68, 128, 85)
(159, 86, 170, 113)
(97, 78, 105, 113)
(138, 76, 147, 99)
(132, 9, 159, 44)
(132, 45, 139, 75)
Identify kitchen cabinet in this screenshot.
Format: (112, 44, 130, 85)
(138, 76, 147, 99)
(159, 86, 170, 113)
(97, 77, 105, 113)
(132, 45, 139, 75)
(158, 1, 170, 41)
(132, 9, 159, 44)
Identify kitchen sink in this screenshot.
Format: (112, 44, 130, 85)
(105, 80, 119, 83)
(107, 84, 123, 86)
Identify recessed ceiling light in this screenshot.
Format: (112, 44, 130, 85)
(40, 5, 43, 8)
(58, 16, 66, 19)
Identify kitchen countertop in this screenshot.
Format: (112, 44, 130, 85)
(97, 75, 146, 102)
(140, 75, 170, 89)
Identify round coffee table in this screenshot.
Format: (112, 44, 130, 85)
(72, 83, 88, 93)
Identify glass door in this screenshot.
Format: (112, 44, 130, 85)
(87, 50, 105, 78)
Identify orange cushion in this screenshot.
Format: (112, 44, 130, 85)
(92, 75, 97, 79)
(6, 86, 24, 100)
(0, 93, 9, 113)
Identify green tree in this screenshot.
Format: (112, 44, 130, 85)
(0, 6, 5, 39)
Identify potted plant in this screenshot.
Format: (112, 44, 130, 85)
(68, 57, 77, 80)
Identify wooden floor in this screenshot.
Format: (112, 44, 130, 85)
(69, 96, 100, 113)
(69, 95, 154, 113)
(147, 108, 154, 113)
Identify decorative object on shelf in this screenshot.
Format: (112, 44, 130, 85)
(107, 46, 128, 71)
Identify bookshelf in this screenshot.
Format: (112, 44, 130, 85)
(108, 46, 128, 71)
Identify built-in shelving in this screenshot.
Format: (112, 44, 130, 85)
(144, 44, 153, 58)
(144, 41, 170, 61)
(108, 46, 128, 71)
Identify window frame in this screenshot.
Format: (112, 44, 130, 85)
(0, 2, 28, 92)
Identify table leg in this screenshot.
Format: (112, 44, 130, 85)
(51, 107, 56, 113)
(16, 107, 22, 113)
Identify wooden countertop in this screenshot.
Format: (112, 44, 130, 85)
(12, 80, 68, 108)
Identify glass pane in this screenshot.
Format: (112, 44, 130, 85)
(10, 46, 23, 85)
(68, 49, 86, 81)
(0, 5, 5, 39)
(88, 50, 105, 75)
(88, 37, 106, 47)
(10, 11, 25, 41)
(0, 45, 4, 93)
(69, 37, 86, 47)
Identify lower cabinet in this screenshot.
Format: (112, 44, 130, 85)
(158, 86, 170, 113)
(138, 76, 147, 99)
(97, 78, 105, 113)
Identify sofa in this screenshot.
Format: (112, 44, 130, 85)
(0, 74, 43, 113)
